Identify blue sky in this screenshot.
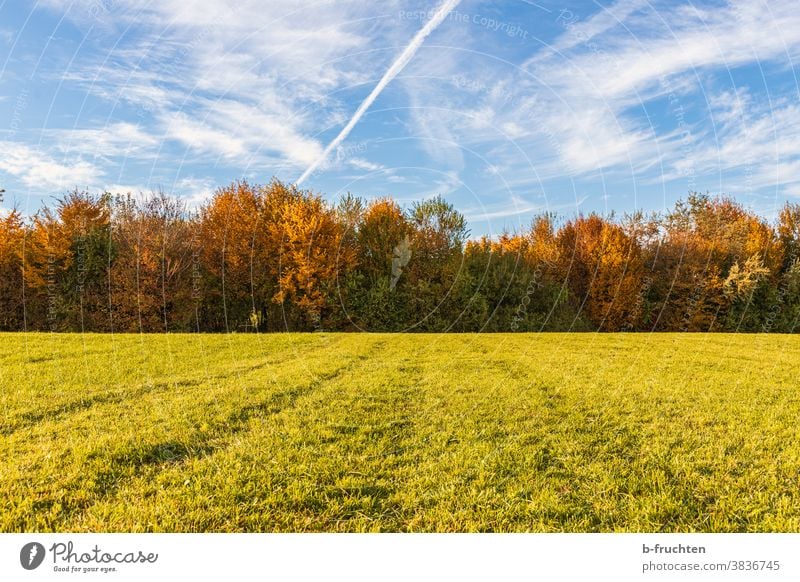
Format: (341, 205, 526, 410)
(1, 0, 800, 236)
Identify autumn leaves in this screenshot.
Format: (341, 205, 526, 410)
(1, 183, 798, 333)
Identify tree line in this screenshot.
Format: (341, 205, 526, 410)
(1, 179, 799, 333)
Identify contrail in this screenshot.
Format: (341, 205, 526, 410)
(296, 0, 461, 185)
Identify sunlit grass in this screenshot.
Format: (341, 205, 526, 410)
(2, 332, 799, 532)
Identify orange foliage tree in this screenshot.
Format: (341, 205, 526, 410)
(2, 183, 798, 333)
(557, 214, 645, 331)
(0, 208, 26, 330)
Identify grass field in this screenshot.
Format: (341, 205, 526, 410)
(2, 332, 800, 532)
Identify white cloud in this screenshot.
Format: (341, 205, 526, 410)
(535, 0, 650, 59)
(38, 0, 404, 176)
(348, 158, 383, 172)
(161, 111, 248, 159)
(462, 194, 543, 223)
(515, 0, 800, 179)
(402, 0, 800, 197)
(104, 183, 151, 195)
(26, 0, 800, 207)
(296, 0, 463, 184)
(173, 176, 216, 209)
(400, 50, 470, 173)
(47, 122, 160, 159)
(0, 141, 101, 189)
(676, 99, 800, 195)
(102, 178, 215, 208)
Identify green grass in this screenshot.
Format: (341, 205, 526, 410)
(2, 332, 800, 532)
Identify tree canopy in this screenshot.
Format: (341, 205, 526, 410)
(1, 184, 798, 333)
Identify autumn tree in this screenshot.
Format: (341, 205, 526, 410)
(109, 192, 193, 332)
(356, 198, 411, 285)
(402, 196, 469, 330)
(0, 208, 26, 330)
(778, 203, 800, 271)
(556, 214, 645, 331)
(267, 182, 356, 329)
(646, 194, 782, 331)
(338, 197, 414, 331)
(25, 191, 112, 331)
(2, 184, 797, 334)
(199, 180, 269, 331)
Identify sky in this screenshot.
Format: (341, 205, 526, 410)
(1, 0, 800, 236)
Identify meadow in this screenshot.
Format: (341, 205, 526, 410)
(1, 332, 799, 532)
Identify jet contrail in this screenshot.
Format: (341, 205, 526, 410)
(296, 0, 462, 185)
